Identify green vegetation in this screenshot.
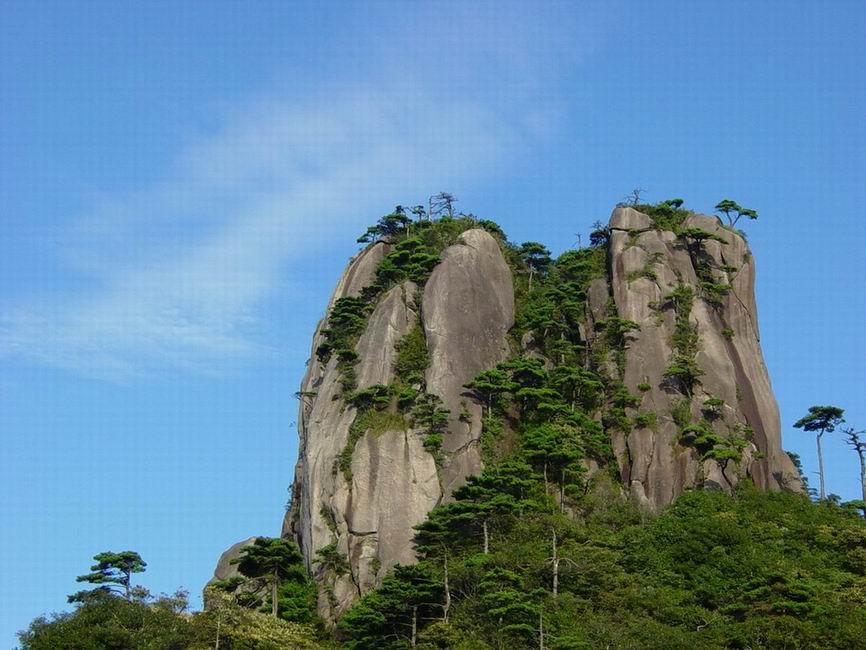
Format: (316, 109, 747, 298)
(715, 199, 758, 228)
(634, 411, 658, 429)
(663, 284, 703, 396)
(21, 542, 324, 649)
(394, 324, 428, 386)
(410, 392, 450, 458)
(229, 538, 308, 618)
(338, 484, 866, 649)
(67, 550, 147, 604)
(636, 197, 693, 232)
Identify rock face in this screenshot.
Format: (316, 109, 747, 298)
(606, 207, 800, 511)
(422, 229, 515, 495)
(264, 209, 800, 621)
(287, 229, 514, 620)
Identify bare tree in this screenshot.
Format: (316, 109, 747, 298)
(546, 528, 578, 598)
(620, 188, 645, 206)
(843, 427, 866, 503)
(429, 192, 457, 218)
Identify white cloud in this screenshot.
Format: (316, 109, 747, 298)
(0, 4, 611, 380)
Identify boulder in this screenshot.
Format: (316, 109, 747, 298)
(610, 206, 651, 231)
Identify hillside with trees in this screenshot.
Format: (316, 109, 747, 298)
(18, 200, 866, 649)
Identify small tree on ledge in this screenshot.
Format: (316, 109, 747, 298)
(715, 199, 758, 227)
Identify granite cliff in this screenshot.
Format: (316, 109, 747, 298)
(215, 203, 801, 621)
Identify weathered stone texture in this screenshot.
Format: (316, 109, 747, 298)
(608, 210, 800, 511)
(422, 229, 515, 495)
(288, 230, 514, 620)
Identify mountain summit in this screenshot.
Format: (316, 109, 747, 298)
(280, 203, 800, 620)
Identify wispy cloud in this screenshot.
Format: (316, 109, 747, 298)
(0, 3, 611, 380)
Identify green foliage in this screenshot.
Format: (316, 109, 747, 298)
(512, 245, 606, 366)
(19, 595, 197, 650)
(663, 284, 703, 396)
(356, 207, 412, 243)
(677, 227, 726, 246)
(700, 281, 732, 307)
(346, 384, 392, 411)
(794, 405, 846, 436)
(315, 542, 351, 578)
(337, 564, 443, 649)
(393, 325, 428, 386)
(702, 397, 725, 420)
(521, 423, 584, 492)
(671, 398, 693, 429)
(374, 236, 440, 287)
(410, 392, 450, 460)
(233, 538, 305, 584)
(637, 381, 652, 392)
(636, 199, 694, 232)
(633, 411, 658, 429)
(464, 368, 514, 420)
(346, 477, 866, 650)
(69, 550, 147, 603)
(518, 241, 552, 289)
(721, 326, 735, 341)
(24, 563, 323, 650)
(679, 423, 747, 479)
(715, 199, 758, 228)
(230, 538, 310, 619)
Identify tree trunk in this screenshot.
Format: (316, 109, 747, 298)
(858, 448, 866, 503)
(543, 461, 549, 493)
(539, 606, 545, 650)
(214, 609, 221, 650)
(560, 469, 566, 513)
(411, 605, 417, 648)
(817, 431, 826, 500)
(551, 529, 559, 598)
(271, 569, 278, 618)
(482, 520, 489, 554)
(528, 268, 534, 291)
(443, 552, 451, 623)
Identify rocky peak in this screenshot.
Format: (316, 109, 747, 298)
(211, 205, 801, 622)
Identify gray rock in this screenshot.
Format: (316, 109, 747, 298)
(354, 282, 418, 390)
(347, 428, 439, 591)
(610, 206, 651, 231)
(422, 229, 515, 495)
(607, 210, 801, 511)
(288, 230, 513, 621)
(211, 536, 258, 583)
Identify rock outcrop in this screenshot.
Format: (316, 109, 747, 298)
(210, 206, 801, 621)
(287, 229, 514, 620)
(605, 207, 800, 511)
(210, 536, 259, 583)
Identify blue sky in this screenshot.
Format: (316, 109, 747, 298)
(1, 0, 864, 645)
